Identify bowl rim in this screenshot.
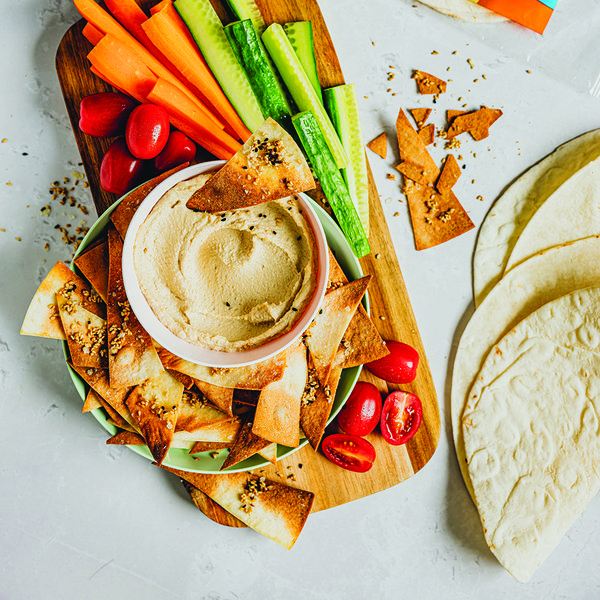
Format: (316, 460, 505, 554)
(121, 161, 330, 368)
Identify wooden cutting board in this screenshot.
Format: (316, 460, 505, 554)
(55, 0, 440, 520)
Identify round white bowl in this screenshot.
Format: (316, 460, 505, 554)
(121, 161, 330, 368)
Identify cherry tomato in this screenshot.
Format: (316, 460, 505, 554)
(321, 433, 376, 473)
(78, 92, 137, 138)
(337, 381, 382, 436)
(125, 103, 170, 159)
(366, 340, 419, 384)
(99, 138, 145, 196)
(154, 130, 196, 172)
(380, 391, 422, 446)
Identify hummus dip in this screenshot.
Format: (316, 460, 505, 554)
(134, 173, 319, 352)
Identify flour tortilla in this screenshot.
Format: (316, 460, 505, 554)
(462, 286, 600, 582)
(504, 157, 600, 273)
(415, 0, 506, 22)
(473, 129, 600, 306)
(452, 236, 600, 499)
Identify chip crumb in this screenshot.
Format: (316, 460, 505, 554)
(477, 195, 484, 201)
(467, 58, 474, 69)
(387, 173, 396, 180)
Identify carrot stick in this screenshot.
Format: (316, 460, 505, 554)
(147, 78, 241, 159)
(150, 0, 172, 15)
(88, 35, 158, 103)
(102, 0, 185, 81)
(142, 3, 251, 142)
(74, 0, 220, 127)
(82, 21, 104, 46)
(102, 0, 149, 42)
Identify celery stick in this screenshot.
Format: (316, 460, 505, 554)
(262, 23, 348, 169)
(323, 83, 369, 235)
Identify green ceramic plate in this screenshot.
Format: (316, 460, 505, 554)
(66, 186, 365, 473)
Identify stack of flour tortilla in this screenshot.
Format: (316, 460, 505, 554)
(451, 129, 600, 582)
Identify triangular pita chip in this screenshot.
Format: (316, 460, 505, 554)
(189, 440, 231, 454)
(395, 160, 433, 186)
(107, 228, 164, 388)
(220, 417, 274, 470)
(446, 106, 502, 141)
(257, 442, 277, 464)
(185, 118, 314, 213)
(413, 70, 447, 95)
(126, 370, 184, 465)
(82, 388, 103, 413)
(326, 249, 388, 368)
(175, 388, 230, 433)
(69, 364, 135, 429)
(193, 379, 234, 416)
(436, 153, 462, 195)
(74, 239, 109, 302)
(110, 162, 190, 239)
(300, 357, 343, 450)
(173, 417, 242, 444)
(106, 430, 146, 445)
(252, 340, 307, 448)
(395, 108, 439, 185)
(366, 133, 387, 159)
(160, 465, 314, 549)
(57, 294, 108, 368)
(403, 179, 474, 250)
(21, 261, 105, 339)
(335, 307, 389, 369)
(156, 346, 287, 390)
(409, 108, 432, 128)
(417, 123, 435, 146)
(305, 276, 371, 386)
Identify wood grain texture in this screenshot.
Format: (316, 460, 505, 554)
(56, 0, 440, 518)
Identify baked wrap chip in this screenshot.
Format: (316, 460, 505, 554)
(186, 118, 314, 213)
(160, 465, 314, 549)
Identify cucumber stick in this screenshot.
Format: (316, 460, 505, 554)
(323, 84, 369, 235)
(292, 111, 370, 258)
(283, 21, 322, 103)
(222, 0, 266, 34)
(174, 0, 263, 132)
(262, 23, 348, 169)
(225, 20, 291, 126)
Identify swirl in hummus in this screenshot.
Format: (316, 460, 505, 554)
(133, 173, 318, 352)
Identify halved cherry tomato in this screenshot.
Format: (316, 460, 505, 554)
(321, 433, 376, 473)
(154, 130, 196, 172)
(366, 340, 419, 384)
(99, 138, 145, 196)
(79, 92, 137, 138)
(380, 391, 422, 446)
(337, 381, 382, 436)
(125, 103, 170, 159)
